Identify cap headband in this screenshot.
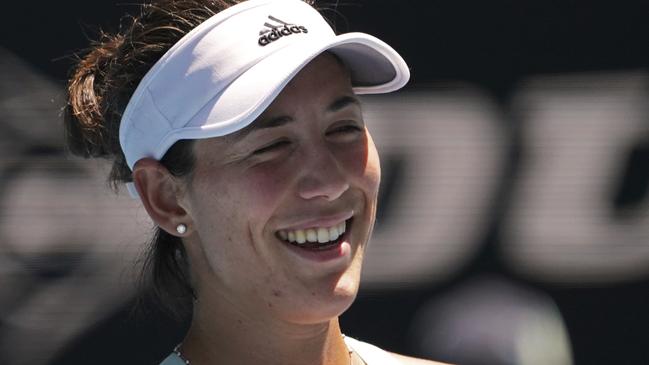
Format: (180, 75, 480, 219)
(119, 0, 410, 195)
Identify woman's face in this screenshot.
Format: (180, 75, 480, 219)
(181, 53, 380, 324)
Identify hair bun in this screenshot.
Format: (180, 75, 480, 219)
(65, 33, 125, 159)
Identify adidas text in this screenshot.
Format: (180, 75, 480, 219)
(259, 25, 308, 46)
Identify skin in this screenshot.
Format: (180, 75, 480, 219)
(133, 53, 448, 365)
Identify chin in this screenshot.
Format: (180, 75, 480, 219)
(285, 269, 361, 325)
(289, 297, 357, 325)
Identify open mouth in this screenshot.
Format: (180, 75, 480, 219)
(276, 218, 352, 251)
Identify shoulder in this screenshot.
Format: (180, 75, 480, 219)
(159, 353, 185, 365)
(343, 336, 451, 365)
(389, 352, 454, 365)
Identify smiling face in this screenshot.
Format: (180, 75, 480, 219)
(179, 53, 380, 325)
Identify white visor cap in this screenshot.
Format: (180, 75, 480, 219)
(119, 0, 410, 178)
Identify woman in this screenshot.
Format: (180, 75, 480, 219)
(66, 0, 448, 364)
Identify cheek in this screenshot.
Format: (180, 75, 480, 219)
(365, 133, 381, 192)
(240, 163, 294, 210)
(342, 132, 381, 197)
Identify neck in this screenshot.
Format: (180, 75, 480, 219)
(180, 295, 351, 365)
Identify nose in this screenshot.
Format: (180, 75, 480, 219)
(297, 143, 350, 201)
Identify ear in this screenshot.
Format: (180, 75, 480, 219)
(132, 158, 191, 236)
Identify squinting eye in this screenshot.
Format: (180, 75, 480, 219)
(328, 124, 363, 135)
(252, 140, 291, 155)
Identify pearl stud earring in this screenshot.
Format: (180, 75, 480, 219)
(176, 224, 187, 235)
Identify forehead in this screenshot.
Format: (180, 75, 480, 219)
(193, 52, 358, 153)
(248, 52, 353, 121)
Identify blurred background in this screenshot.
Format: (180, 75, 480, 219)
(1, 0, 648, 364)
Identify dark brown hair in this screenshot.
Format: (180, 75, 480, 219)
(65, 0, 244, 320)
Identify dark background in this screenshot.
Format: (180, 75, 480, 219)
(2, 1, 649, 364)
(6, 1, 649, 99)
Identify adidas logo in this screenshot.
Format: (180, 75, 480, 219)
(258, 15, 308, 47)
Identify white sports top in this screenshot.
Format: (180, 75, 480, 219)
(159, 336, 401, 365)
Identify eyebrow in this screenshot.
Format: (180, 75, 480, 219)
(327, 95, 362, 114)
(233, 95, 362, 141)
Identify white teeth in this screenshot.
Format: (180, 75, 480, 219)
(317, 228, 328, 243)
(278, 220, 348, 245)
(329, 226, 339, 239)
(295, 230, 306, 244)
(306, 229, 317, 242)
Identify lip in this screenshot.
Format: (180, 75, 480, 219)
(277, 210, 354, 231)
